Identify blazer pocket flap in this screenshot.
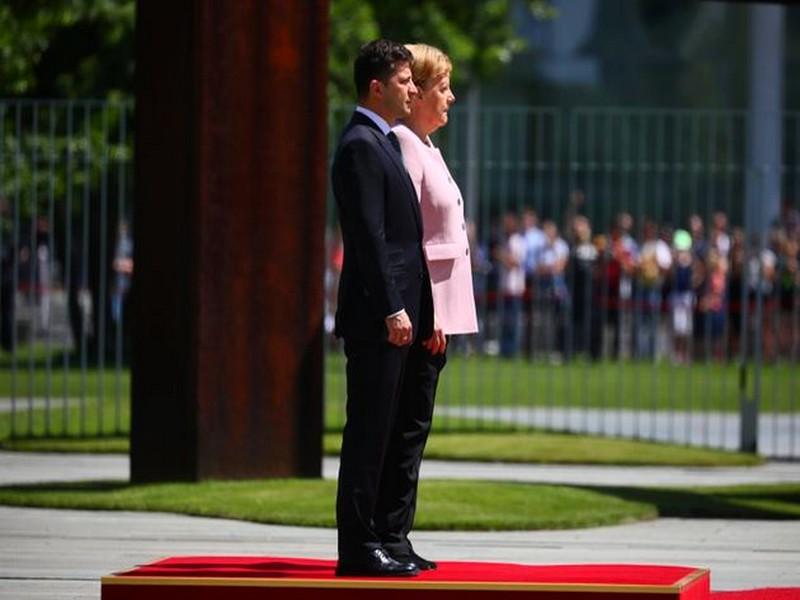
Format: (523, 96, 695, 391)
(424, 242, 464, 261)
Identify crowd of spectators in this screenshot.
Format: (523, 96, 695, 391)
(469, 197, 800, 363)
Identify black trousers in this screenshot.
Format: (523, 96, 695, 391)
(336, 336, 446, 560)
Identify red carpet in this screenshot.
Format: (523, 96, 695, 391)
(101, 556, 800, 600)
(711, 592, 800, 600)
(102, 556, 710, 600)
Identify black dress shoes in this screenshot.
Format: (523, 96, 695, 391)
(390, 550, 437, 571)
(335, 548, 419, 577)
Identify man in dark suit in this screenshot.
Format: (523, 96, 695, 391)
(332, 39, 434, 578)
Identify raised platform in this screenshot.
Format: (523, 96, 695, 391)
(102, 556, 710, 600)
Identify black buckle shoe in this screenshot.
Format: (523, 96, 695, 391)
(336, 548, 420, 577)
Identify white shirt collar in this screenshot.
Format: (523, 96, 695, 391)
(355, 105, 392, 136)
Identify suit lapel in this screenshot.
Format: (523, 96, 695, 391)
(348, 113, 424, 236)
(374, 130, 424, 233)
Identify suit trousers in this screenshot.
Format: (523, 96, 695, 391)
(336, 335, 446, 559)
(336, 336, 409, 558)
(375, 338, 447, 556)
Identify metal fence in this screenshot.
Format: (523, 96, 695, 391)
(1, 99, 798, 458)
(0, 99, 133, 440)
(324, 105, 800, 459)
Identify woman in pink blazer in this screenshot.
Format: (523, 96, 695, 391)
(394, 45, 478, 341)
(381, 44, 478, 572)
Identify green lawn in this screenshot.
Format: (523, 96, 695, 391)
(0, 393, 129, 440)
(1, 436, 131, 453)
(1, 430, 762, 467)
(0, 479, 796, 530)
(0, 347, 130, 439)
(324, 353, 797, 429)
(1, 349, 795, 440)
(0, 346, 128, 399)
(330, 432, 763, 467)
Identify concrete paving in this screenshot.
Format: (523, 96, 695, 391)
(1, 507, 799, 598)
(3, 451, 800, 488)
(0, 452, 127, 485)
(1, 450, 799, 598)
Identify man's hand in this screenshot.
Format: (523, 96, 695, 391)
(422, 319, 446, 355)
(385, 310, 413, 346)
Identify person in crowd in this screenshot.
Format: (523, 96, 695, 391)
(495, 210, 526, 357)
(33, 217, 53, 332)
(324, 227, 344, 341)
(111, 219, 134, 325)
(466, 219, 492, 354)
(523, 208, 546, 264)
(331, 39, 431, 578)
(726, 227, 746, 358)
(699, 247, 728, 361)
(391, 42, 478, 570)
(563, 189, 586, 244)
(635, 220, 672, 360)
(616, 211, 639, 258)
(603, 222, 635, 358)
(745, 232, 778, 362)
(522, 207, 545, 355)
(671, 229, 694, 364)
(774, 230, 798, 356)
(689, 214, 709, 355)
(689, 213, 709, 261)
(568, 215, 601, 360)
(535, 220, 570, 360)
(711, 210, 731, 258)
(15, 217, 53, 336)
(615, 212, 638, 356)
(777, 200, 800, 241)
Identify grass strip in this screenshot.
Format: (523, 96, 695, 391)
(419, 432, 763, 466)
(3, 352, 797, 424)
(0, 479, 796, 530)
(1, 436, 130, 454)
(1, 431, 762, 467)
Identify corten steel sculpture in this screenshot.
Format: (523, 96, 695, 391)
(131, 1, 328, 481)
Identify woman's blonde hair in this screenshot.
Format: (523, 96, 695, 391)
(405, 43, 452, 91)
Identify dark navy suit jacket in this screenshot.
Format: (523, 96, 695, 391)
(332, 111, 433, 342)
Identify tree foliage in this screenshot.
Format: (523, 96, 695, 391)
(0, 0, 552, 211)
(0, 0, 552, 104)
(328, 0, 557, 106)
(0, 0, 134, 98)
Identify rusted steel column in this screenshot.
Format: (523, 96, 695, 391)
(131, 0, 328, 482)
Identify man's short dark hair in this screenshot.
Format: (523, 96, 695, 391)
(354, 39, 412, 100)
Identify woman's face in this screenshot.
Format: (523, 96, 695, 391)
(414, 73, 455, 133)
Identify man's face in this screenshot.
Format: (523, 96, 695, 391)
(380, 63, 417, 122)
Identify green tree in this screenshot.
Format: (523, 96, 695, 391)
(328, 0, 556, 106)
(1, 0, 552, 104)
(0, 0, 134, 98)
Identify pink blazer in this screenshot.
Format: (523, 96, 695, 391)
(393, 124, 478, 335)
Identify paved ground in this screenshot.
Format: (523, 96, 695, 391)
(3, 451, 800, 488)
(0, 450, 799, 598)
(2, 507, 799, 599)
